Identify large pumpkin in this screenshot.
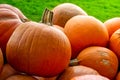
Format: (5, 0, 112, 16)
(0, 4, 28, 22)
(76, 46, 118, 79)
(71, 75, 110, 80)
(109, 29, 120, 61)
(6, 9, 71, 77)
(58, 65, 99, 80)
(52, 3, 87, 27)
(64, 15, 109, 59)
(104, 17, 120, 37)
(0, 8, 22, 59)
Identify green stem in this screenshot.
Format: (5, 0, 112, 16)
(41, 8, 53, 26)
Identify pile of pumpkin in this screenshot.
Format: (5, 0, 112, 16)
(0, 2, 120, 80)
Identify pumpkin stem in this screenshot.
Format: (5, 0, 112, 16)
(41, 8, 53, 26)
(69, 58, 80, 66)
(21, 18, 30, 22)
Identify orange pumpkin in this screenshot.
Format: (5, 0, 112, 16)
(6, 9, 71, 77)
(5, 74, 37, 80)
(71, 75, 110, 80)
(58, 65, 99, 80)
(109, 29, 120, 61)
(104, 17, 120, 37)
(76, 46, 118, 79)
(64, 15, 109, 59)
(52, 3, 87, 27)
(0, 8, 22, 60)
(0, 4, 28, 22)
(0, 64, 18, 80)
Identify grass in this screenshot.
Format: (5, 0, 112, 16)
(0, 0, 120, 22)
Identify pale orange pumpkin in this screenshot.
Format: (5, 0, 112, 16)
(5, 74, 37, 80)
(0, 4, 28, 22)
(0, 64, 19, 80)
(52, 3, 87, 27)
(58, 65, 99, 80)
(104, 17, 120, 37)
(64, 15, 109, 59)
(76, 46, 118, 79)
(6, 9, 71, 77)
(71, 75, 110, 80)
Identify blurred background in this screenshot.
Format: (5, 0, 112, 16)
(0, 0, 120, 22)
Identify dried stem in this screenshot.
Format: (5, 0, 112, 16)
(41, 8, 53, 26)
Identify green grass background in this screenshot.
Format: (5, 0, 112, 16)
(0, 0, 120, 22)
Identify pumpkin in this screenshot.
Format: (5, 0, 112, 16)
(109, 29, 120, 61)
(104, 17, 120, 37)
(0, 4, 28, 22)
(115, 71, 120, 80)
(75, 46, 118, 79)
(0, 64, 19, 80)
(64, 15, 109, 59)
(0, 48, 4, 73)
(52, 3, 87, 27)
(71, 75, 110, 80)
(58, 65, 99, 80)
(5, 74, 37, 80)
(6, 8, 71, 77)
(0, 8, 22, 60)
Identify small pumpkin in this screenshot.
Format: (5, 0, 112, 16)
(75, 46, 118, 79)
(6, 9, 71, 77)
(58, 65, 99, 80)
(52, 3, 87, 27)
(5, 74, 37, 80)
(0, 64, 19, 80)
(64, 15, 109, 59)
(109, 29, 120, 61)
(104, 17, 120, 37)
(71, 75, 110, 80)
(0, 4, 28, 22)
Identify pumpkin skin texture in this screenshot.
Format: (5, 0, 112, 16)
(58, 65, 99, 80)
(77, 46, 118, 80)
(5, 74, 37, 80)
(71, 75, 110, 80)
(0, 64, 18, 80)
(104, 17, 120, 37)
(0, 8, 20, 20)
(0, 8, 22, 58)
(52, 3, 87, 27)
(6, 21, 71, 77)
(0, 4, 28, 22)
(109, 29, 120, 62)
(64, 16, 109, 59)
